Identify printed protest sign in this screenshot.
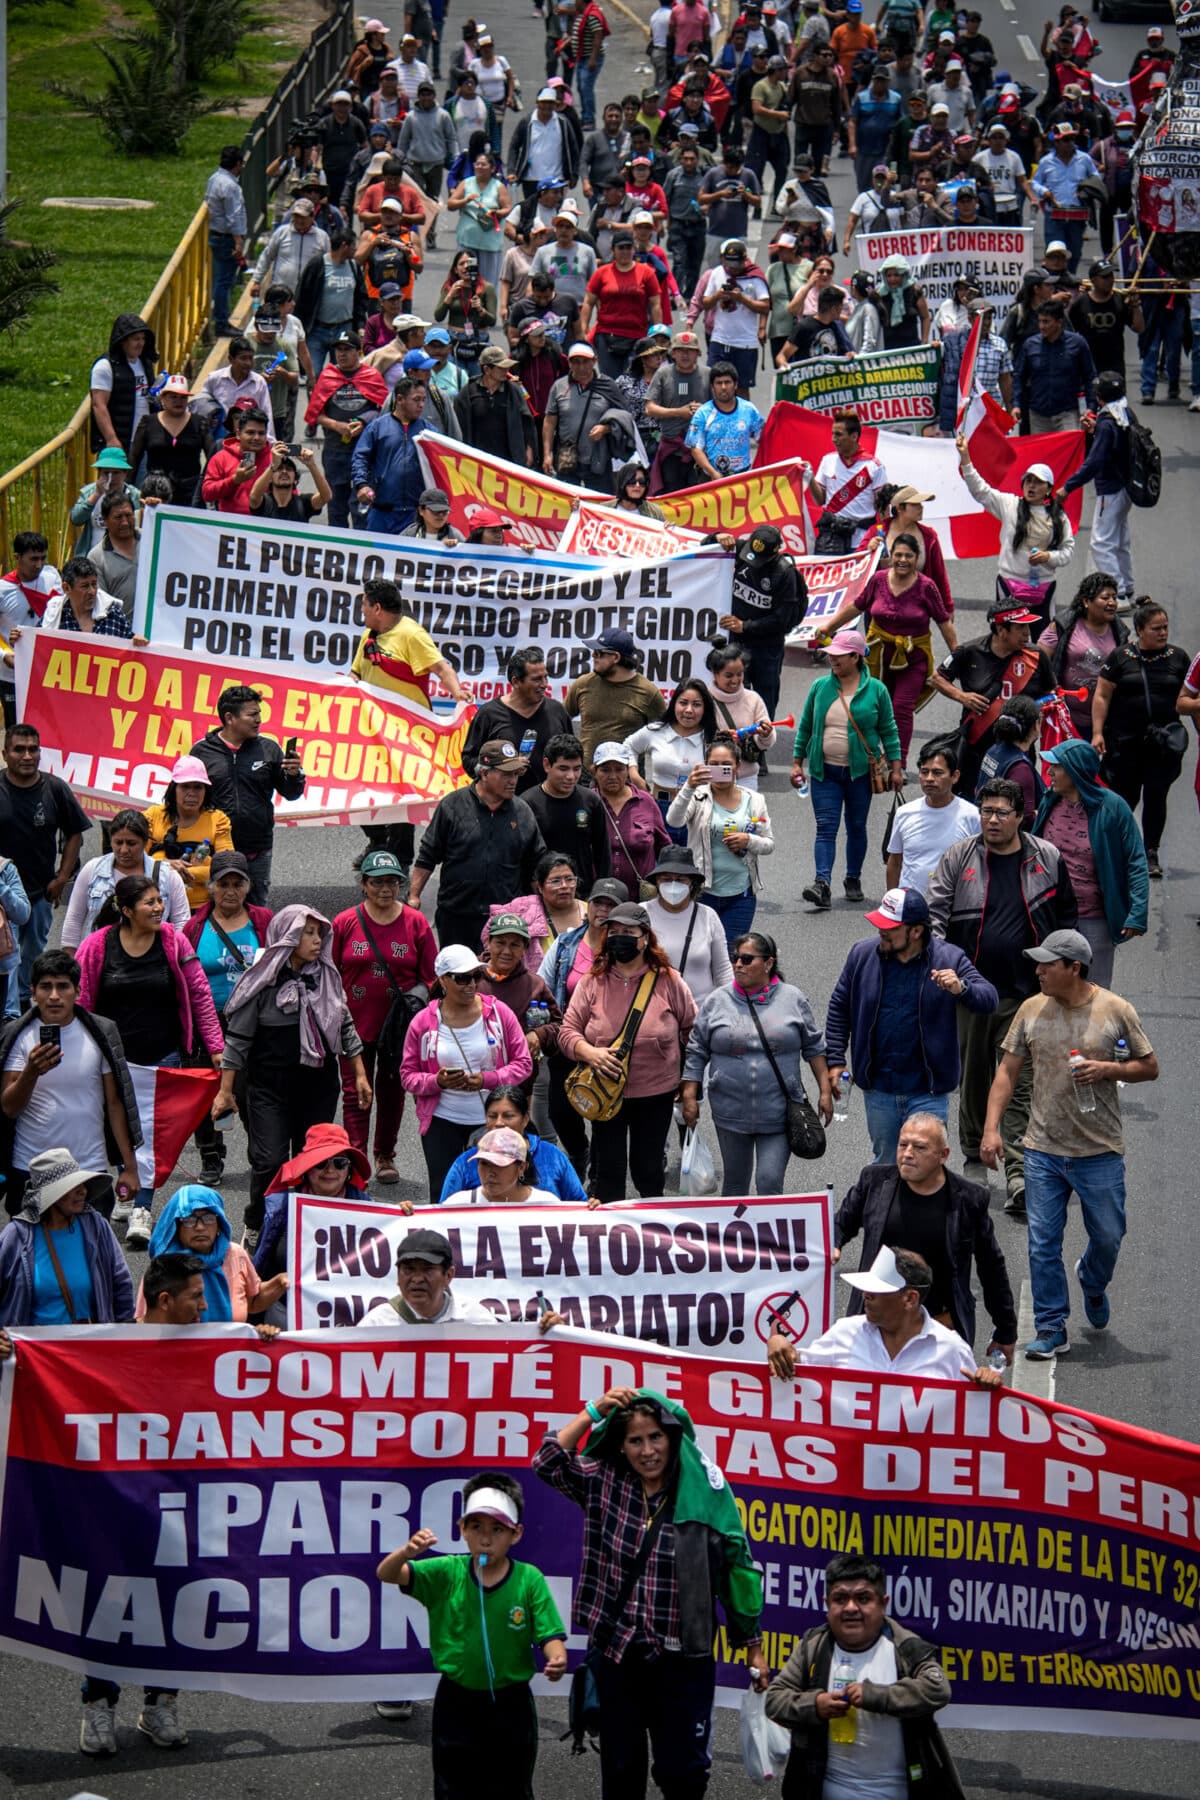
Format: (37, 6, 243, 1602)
(4, 1323, 1200, 1737)
(557, 503, 709, 560)
(14, 632, 472, 824)
(854, 226, 1034, 318)
(787, 543, 882, 647)
(775, 344, 942, 423)
(287, 1193, 836, 1351)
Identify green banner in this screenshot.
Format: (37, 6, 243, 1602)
(774, 343, 943, 424)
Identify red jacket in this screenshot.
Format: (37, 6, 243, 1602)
(304, 361, 390, 430)
(200, 443, 272, 515)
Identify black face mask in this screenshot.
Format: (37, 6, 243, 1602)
(606, 933, 642, 964)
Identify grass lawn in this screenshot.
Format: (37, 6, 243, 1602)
(1, 0, 318, 471)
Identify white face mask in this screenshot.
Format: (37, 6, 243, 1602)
(657, 880, 692, 906)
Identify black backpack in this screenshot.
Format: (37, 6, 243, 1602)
(1125, 410, 1161, 509)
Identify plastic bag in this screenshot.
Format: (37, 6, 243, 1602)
(740, 1688, 790, 1784)
(680, 1126, 719, 1196)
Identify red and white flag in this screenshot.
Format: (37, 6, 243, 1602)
(955, 312, 983, 433)
(755, 402, 1085, 562)
(129, 1064, 221, 1190)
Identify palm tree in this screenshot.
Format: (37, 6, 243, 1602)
(0, 202, 60, 340)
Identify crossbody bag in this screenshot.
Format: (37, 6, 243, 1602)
(40, 1222, 92, 1322)
(745, 998, 826, 1160)
(355, 905, 426, 1064)
(839, 691, 890, 795)
(565, 967, 659, 1121)
(1136, 653, 1188, 764)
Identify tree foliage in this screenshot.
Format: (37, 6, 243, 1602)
(0, 203, 61, 341)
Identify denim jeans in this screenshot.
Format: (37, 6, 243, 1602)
(809, 764, 872, 882)
(700, 886, 756, 949)
(1024, 1148, 1127, 1335)
(18, 896, 54, 1009)
(861, 1088, 949, 1164)
(1048, 216, 1085, 271)
(715, 1125, 791, 1195)
(1140, 304, 1185, 397)
(244, 848, 273, 907)
(308, 322, 352, 378)
(209, 231, 239, 330)
(577, 55, 604, 127)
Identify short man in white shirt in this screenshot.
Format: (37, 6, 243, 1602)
(696, 239, 771, 398)
(886, 743, 980, 892)
(765, 1551, 957, 1796)
(766, 1246, 1004, 1385)
(809, 410, 887, 551)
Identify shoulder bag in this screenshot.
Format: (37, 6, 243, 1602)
(356, 906, 426, 1066)
(565, 966, 659, 1122)
(839, 691, 890, 795)
(714, 695, 765, 767)
(745, 997, 826, 1160)
(603, 799, 659, 899)
(1136, 654, 1188, 765)
(676, 905, 699, 983)
(566, 1484, 672, 1755)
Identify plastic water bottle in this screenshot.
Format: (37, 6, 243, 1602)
(792, 774, 809, 798)
(1069, 1050, 1096, 1113)
(988, 1348, 1008, 1372)
(828, 1655, 857, 1744)
(833, 1073, 851, 1123)
(1114, 1037, 1129, 1089)
(519, 729, 537, 758)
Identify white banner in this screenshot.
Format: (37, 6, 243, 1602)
(557, 502, 710, 560)
(854, 225, 1034, 319)
(133, 506, 730, 701)
(787, 544, 883, 647)
(287, 1192, 835, 1356)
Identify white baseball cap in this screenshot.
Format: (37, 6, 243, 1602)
(461, 1485, 520, 1527)
(841, 1246, 909, 1294)
(434, 944, 486, 978)
(593, 739, 636, 766)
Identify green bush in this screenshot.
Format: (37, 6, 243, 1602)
(0, 203, 61, 341)
(47, 35, 222, 157)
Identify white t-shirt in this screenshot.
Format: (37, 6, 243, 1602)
(822, 1634, 908, 1800)
(88, 355, 150, 440)
(357, 1287, 496, 1327)
(432, 1014, 493, 1124)
(443, 1185, 561, 1205)
(701, 269, 769, 349)
(887, 795, 981, 892)
(649, 4, 673, 46)
(469, 54, 511, 108)
(974, 147, 1024, 213)
(5, 1018, 108, 1173)
(815, 452, 884, 527)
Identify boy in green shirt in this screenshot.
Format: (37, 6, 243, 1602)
(377, 1471, 567, 1798)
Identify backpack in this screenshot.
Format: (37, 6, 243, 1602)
(1125, 411, 1161, 509)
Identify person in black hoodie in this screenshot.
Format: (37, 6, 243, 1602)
(90, 313, 157, 457)
(190, 685, 306, 905)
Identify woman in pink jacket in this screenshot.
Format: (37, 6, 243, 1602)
(400, 942, 533, 1202)
(76, 872, 223, 1247)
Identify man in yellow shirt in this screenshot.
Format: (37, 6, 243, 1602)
(351, 575, 472, 869)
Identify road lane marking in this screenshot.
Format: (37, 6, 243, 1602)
(1017, 32, 1040, 61)
(1011, 1278, 1057, 1400)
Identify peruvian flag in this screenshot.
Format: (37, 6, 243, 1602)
(756, 401, 1085, 562)
(129, 1065, 221, 1190)
(955, 313, 983, 432)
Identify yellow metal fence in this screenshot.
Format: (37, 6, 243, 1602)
(0, 202, 212, 568)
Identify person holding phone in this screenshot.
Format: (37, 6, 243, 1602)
(248, 442, 333, 520)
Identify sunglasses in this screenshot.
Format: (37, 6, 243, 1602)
(448, 971, 481, 985)
(316, 1156, 353, 1172)
(731, 952, 763, 966)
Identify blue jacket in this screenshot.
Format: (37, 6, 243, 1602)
(1014, 328, 1097, 417)
(537, 922, 589, 1010)
(1062, 405, 1130, 499)
(0, 1208, 133, 1327)
(254, 1180, 371, 1282)
(1033, 738, 1148, 943)
(440, 1128, 588, 1203)
(825, 936, 998, 1093)
(350, 412, 430, 514)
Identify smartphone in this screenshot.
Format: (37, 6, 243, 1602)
(288, 444, 303, 456)
(39, 1024, 61, 1049)
(285, 736, 298, 757)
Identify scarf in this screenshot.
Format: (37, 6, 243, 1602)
(147, 1184, 232, 1322)
(733, 972, 781, 1007)
(223, 903, 344, 1067)
(879, 255, 914, 326)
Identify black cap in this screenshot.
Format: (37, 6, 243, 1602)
(607, 902, 652, 930)
(611, 230, 635, 248)
(397, 1228, 454, 1266)
(210, 850, 251, 881)
(333, 329, 362, 349)
(741, 524, 783, 564)
(589, 877, 630, 905)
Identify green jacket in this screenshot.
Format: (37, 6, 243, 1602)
(792, 667, 901, 782)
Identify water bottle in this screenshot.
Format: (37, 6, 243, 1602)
(833, 1072, 851, 1123)
(1114, 1036, 1129, 1090)
(1069, 1050, 1096, 1113)
(988, 1348, 1008, 1372)
(792, 772, 809, 798)
(828, 1655, 857, 1745)
(519, 728, 537, 758)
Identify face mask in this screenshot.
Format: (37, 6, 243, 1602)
(606, 933, 641, 963)
(1116, 129, 1132, 142)
(657, 880, 692, 906)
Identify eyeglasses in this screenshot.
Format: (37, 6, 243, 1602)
(185, 1211, 219, 1227)
(448, 971, 481, 985)
(731, 952, 762, 966)
(316, 1156, 352, 1172)
(979, 807, 1016, 820)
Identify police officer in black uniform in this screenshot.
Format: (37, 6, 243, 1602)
(708, 524, 807, 722)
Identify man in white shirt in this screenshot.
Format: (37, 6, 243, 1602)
(696, 239, 771, 397)
(886, 744, 980, 891)
(809, 411, 886, 551)
(357, 1227, 496, 1328)
(765, 1551, 958, 1798)
(766, 1246, 1004, 1384)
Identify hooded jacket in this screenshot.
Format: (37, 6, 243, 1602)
(1033, 738, 1148, 941)
(190, 728, 306, 855)
(825, 936, 997, 1093)
(93, 313, 157, 454)
(0, 1207, 133, 1327)
(399, 993, 534, 1132)
(144, 1184, 238, 1319)
(1061, 398, 1131, 498)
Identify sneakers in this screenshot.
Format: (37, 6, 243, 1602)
(1003, 1187, 1026, 1218)
(200, 1146, 225, 1179)
(802, 879, 832, 910)
(242, 1225, 261, 1254)
(1146, 849, 1162, 879)
(1190, 396, 1200, 412)
(138, 1697, 189, 1748)
(110, 1195, 133, 1224)
(1074, 1258, 1110, 1329)
(124, 1207, 153, 1250)
(1024, 1328, 1070, 1360)
(80, 1700, 118, 1756)
(374, 1700, 414, 1721)
(843, 877, 864, 902)
(1141, 392, 1155, 404)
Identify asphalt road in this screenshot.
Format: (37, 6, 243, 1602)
(3, 1, 1199, 1795)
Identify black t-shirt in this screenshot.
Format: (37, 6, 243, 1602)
(974, 848, 1036, 998)
(508, 296, 582, 352)
(939, 635, 1054, 717)
(787, 317, 849, 359)
(523, 785, 611, 890)
(95, 931, 181, 1064)
(461, 697, 574, 793)
(0, 774, 90, 899)
(254, 492, 323, 522)
(1067, 290, 1133, 374)
(883, 1179, 954, 1318)
(1097, 643, 1191, 736)
(322, 378, 378, 429)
